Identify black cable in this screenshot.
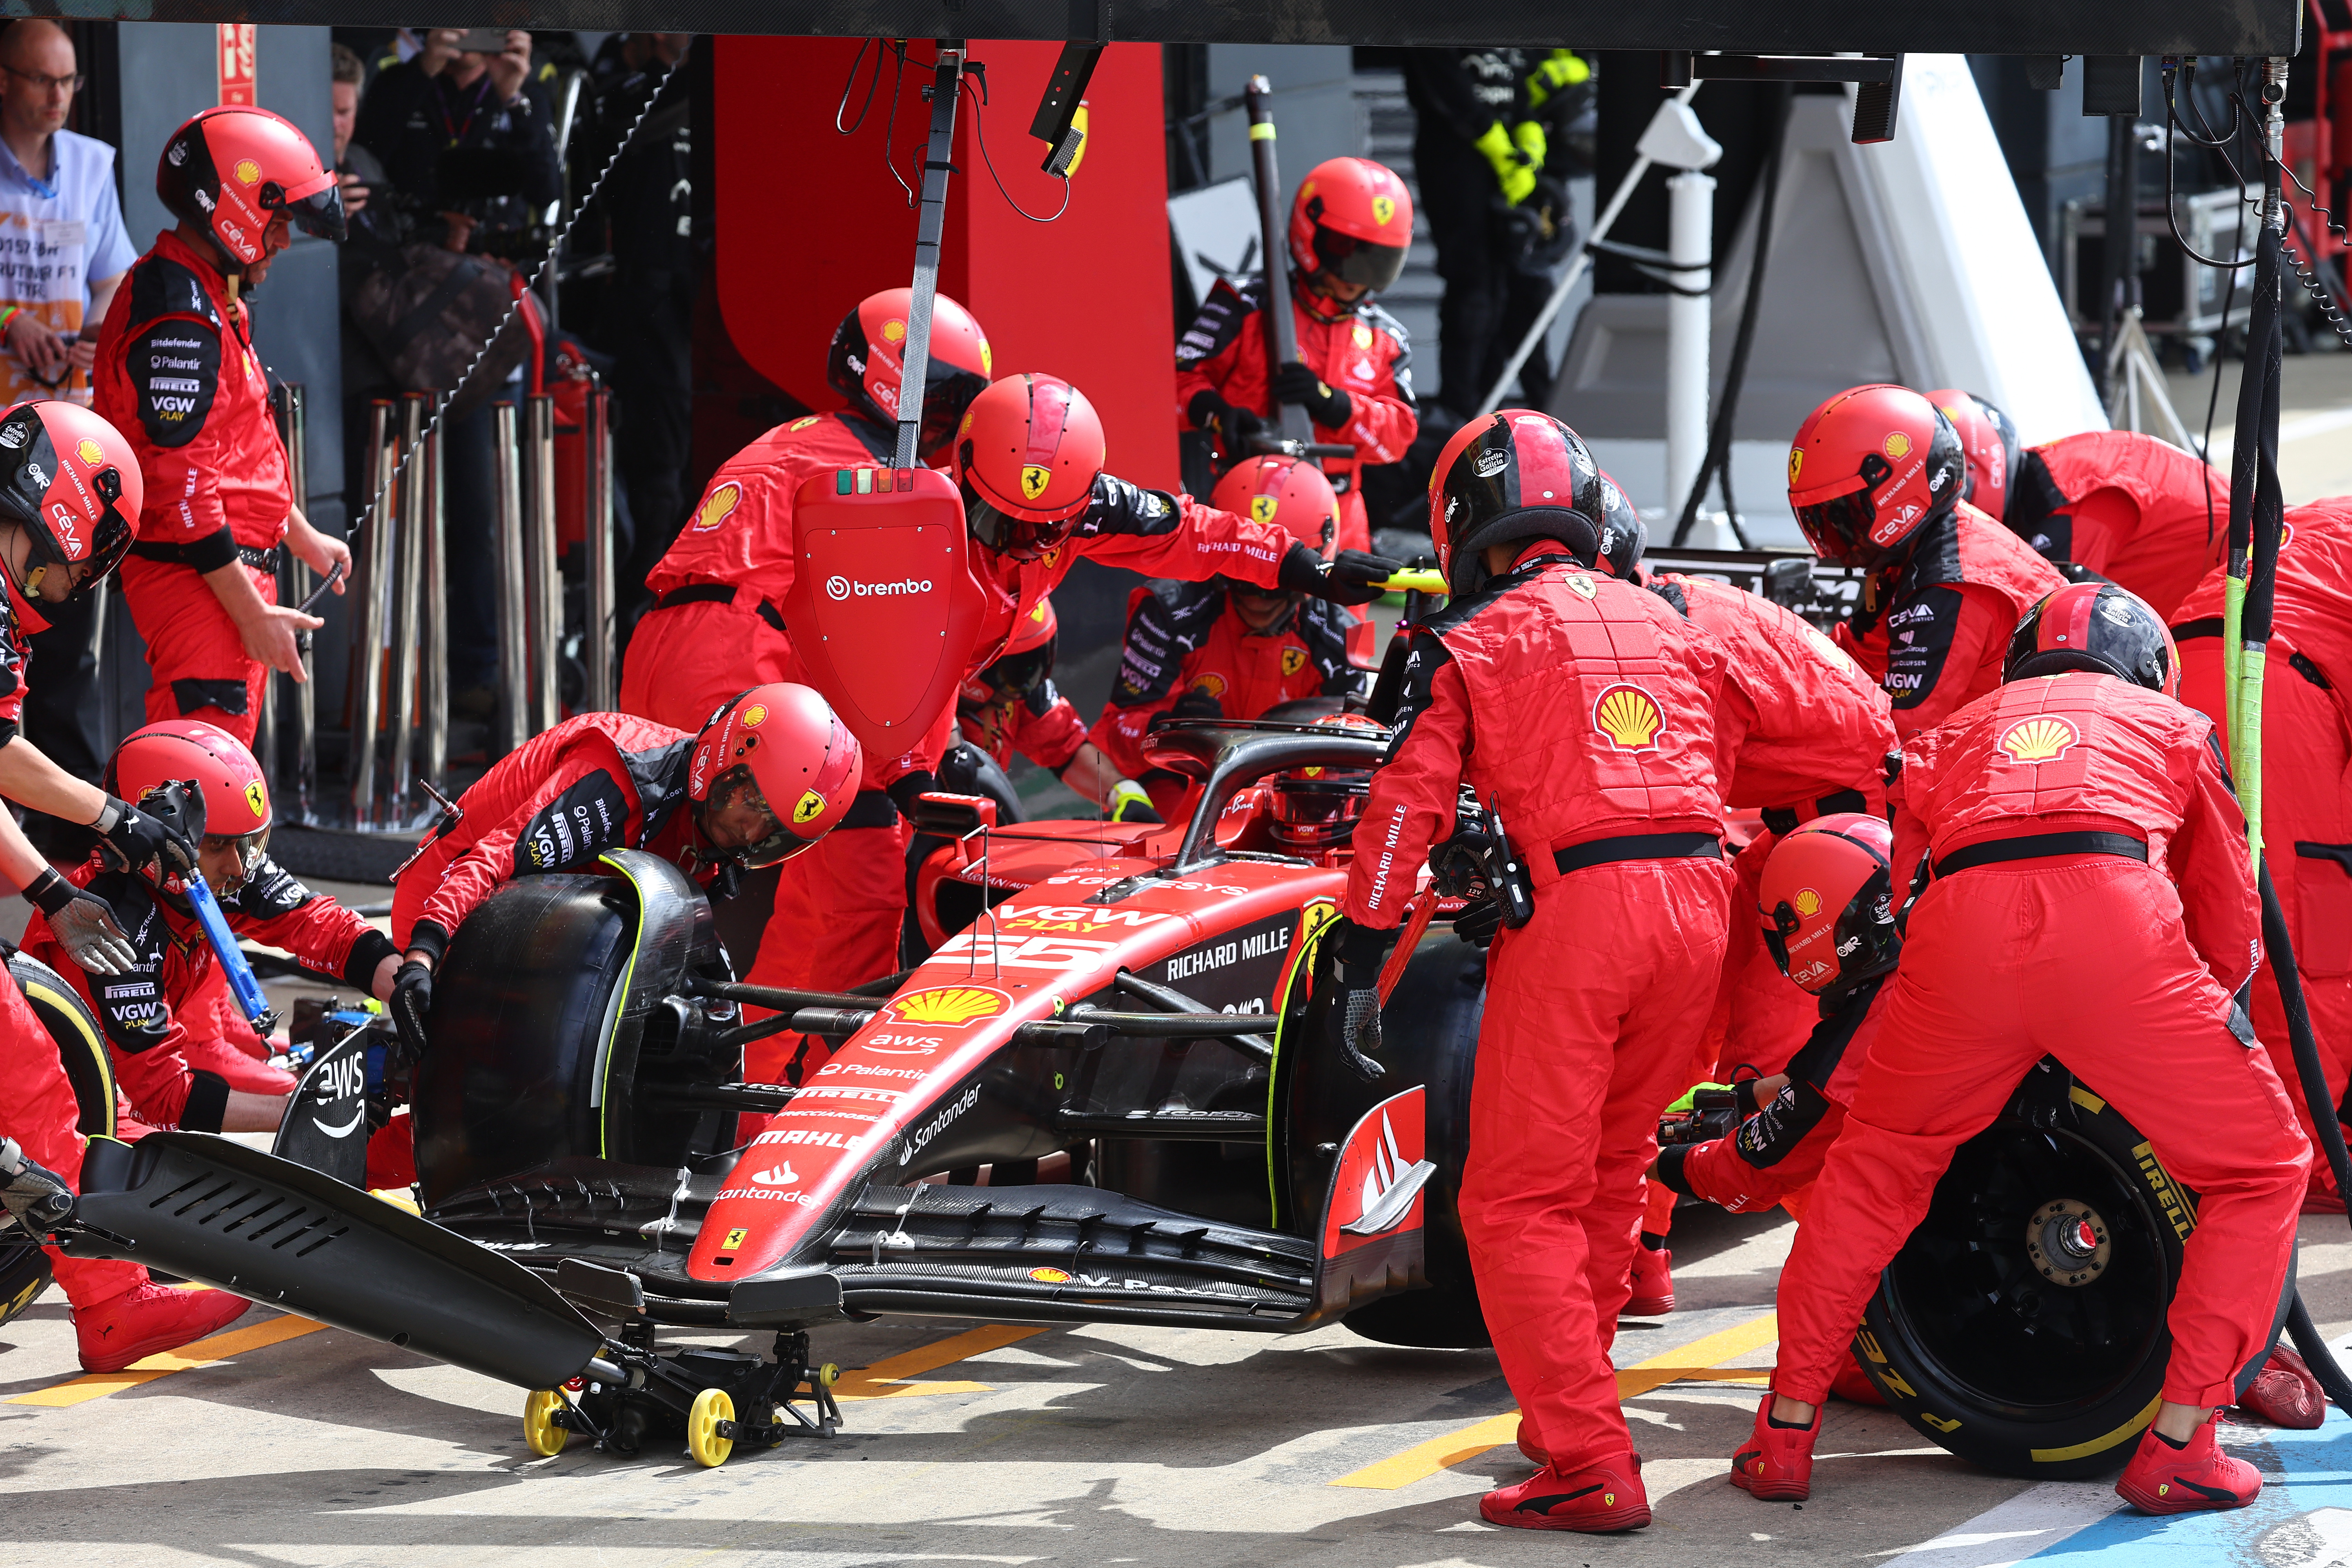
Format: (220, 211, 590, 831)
(964, 64, 1072, 224)
(834, 38, 881, 135)
(2163, 60, 2253, 268)
(879, 40, 915, 207)
(2200, 238, 2237, 547)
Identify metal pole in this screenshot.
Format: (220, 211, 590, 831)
(525, 394, 561, 734)
(492, 401, 528, 756)
(585, 377, 613, 711)
(348, 401, 395, 828)
(387, 394, 426, 817)
(422, 401, 447, 797)
(893, 43, 966, 470)
(1244, 74, 1313, 445)
(1663, 169, 1716, 526)
(280, 385, 316, 824)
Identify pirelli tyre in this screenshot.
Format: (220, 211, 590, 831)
(1856, 1060, 2287, 1479)
(1, 951, 115, 1329)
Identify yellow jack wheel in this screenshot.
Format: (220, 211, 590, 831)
(816, 1363, 840, 1389)
(687, 1387, 735, 1468)
(522, 1389, 567, 1457)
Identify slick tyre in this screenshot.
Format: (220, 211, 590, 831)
(0, 953, 113, 1328)
(1856, 1062, 2289, 1479)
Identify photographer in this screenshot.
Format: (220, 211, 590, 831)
(353, 28, 560, 258)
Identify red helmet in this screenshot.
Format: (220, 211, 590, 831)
(1926, 388, 2019, 523)
(1211, 455, 1339, 561)
(106, 719, 272, 885)
(1288, 158, 1413, 316)
(1267, 713, 1388, 850)
(688, 683, 863, 869)
(0, 401, 141, 599)
(1787, 385, 1966, 570)
(955, 373, 1107, 557)
(1759, 812, 1899, 995)
(2005, 582, 2180, 697)
(826, 288, 991, 456)
(158, 107, 344, 268)
(1428, 410, 1630, 595)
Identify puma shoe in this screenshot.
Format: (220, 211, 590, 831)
(1480, 1453, 1649, 1532)
(76, 1280, 250, 1373)
(1516, 1430, 1549, 1466)
(1626, 1245, 1673, 1316)
(2116, 1413, 2261, 1514)
(2239, 1347, 2325, 1430)
(1731, 1395, 1819, 1501)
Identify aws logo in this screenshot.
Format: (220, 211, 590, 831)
(887, 985, 1008, 1027)
(1997, 715, 2079, 764)
(1592, 683, 1665, 753)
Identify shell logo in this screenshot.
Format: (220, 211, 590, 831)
(233, 158, 261, 185)
(881, 318, 907, 343)
(75, 438, 103, 467)
(1884, 431, 1912, 460)
(1353, 322, 1374, 350)
(792, 788, 827, 824)
(1371, 194, 1396, 227)
(1250, 495, 1279, 526)
(890, 986, 1008, 1026)
(1192, 673, 1229, 699)
(1030, 1266, 1073, 1283)
(1793, 887, 1822, 918)
(243, 780, 268, 821)
(1021, 464, 1052, 501)
(1998, 714, 2080, 763)
(1593, 682, 1666, 753)
(742, 704, 767, 728)
(1281, 646, 1307, 676)
(692, 482, 741, 532)
(1788, 448, 1804, 484)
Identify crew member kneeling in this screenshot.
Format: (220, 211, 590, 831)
(1323, 410, 1732, 1533)
(1732, 583, 2309, 1513)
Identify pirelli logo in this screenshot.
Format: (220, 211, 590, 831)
(2133, 1140, 2197, 1240)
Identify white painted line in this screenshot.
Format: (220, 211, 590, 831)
(1877, 1479, 2122, 1564)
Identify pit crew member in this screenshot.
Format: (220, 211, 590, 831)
(1175, 156, 1417, 554)
(1324, 408, 1732, 1532)
(1789, 384, 2063, 740)
(2007, 426, 2230, 622)
(957, 596, 1157, 822)
(94, 106, 351, 745)
(1732, 583, 2309, 1513)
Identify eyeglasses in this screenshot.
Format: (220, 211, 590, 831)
(3, 67, 83, 93)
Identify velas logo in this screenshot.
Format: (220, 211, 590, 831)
(1281, 646, 1306, 676)
(826, 575, 851, 600)
(888, 985, 1009, 1026)
(793, 788, 827, 824)
(1884, 431, 1912, 460)
(1021, 464, 1052, 501)
(692, 482, 740, 531)
(234, 158, 261, 185)
(1030, 1266, 1072, 1283)
(1593, 682, 1666, 753)
(881, 318, 906, 343)
(1793, 887, 1822, 918)
(1998, 714, 2080, 763)
(1250, 495, 1279, 526)
(74, 438, 102, 467)
(244, 780, 267, 820)
(743, 704, 767, 727)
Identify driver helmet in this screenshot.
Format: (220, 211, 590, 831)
(1267, 713, 1387, 851)
(825, 287, 991, 456)
(1758, 812, 1898, 995)
(1288, 158, 1413, 318)
(688, 683, 863, 869)
(158, 106, 346, 269)
(105, 719, 272, 891)
(1925, 388, 2019, 523)
(1211, 454, 1339, 562)
(1787, 385, 1966, 570)
(0, 401, 141, 599)
(2004, 581, 2180, 697)
(955, 373, 1106, 561)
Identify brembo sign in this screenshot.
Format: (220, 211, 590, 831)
(824, 573, 935, 601)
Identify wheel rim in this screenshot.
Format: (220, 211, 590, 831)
(523, 1388, 567, 1457)
(688, 1387, 735, 1468)
(1879, 1118, 2171, 1417)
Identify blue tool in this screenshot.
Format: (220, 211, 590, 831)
(184, 871, 280, 1036)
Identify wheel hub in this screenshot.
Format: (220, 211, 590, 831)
(2025, 1197, 2112, 1287)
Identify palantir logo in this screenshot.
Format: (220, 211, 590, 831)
(826, 575, 851, 601)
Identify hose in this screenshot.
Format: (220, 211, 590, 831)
(2260, 856, 2352, 1408)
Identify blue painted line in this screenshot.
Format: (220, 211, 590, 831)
(2027, 1408, 2352, 1562)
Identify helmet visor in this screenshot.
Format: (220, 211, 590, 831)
(201, 824, 272, 891)
(1312, 226, 1407, 293)
(920, 366, 990, 457)
(271, 180, 347, 244)
(1794, 491, 1882, 568)
(701, 762, 808, 870)
(965, 490, 1079, 560)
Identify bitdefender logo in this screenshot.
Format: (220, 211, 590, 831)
(828, 575, 933, 601)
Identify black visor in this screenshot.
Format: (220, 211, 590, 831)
(265, 180, 347, 244)
(1312, 225, 1407, 292)
(1794, 491, 1882, 569)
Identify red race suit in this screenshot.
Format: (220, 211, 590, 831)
(2174, 495, 2352, 1201)
(1836, 503, 2066, 743)
(94, 229, 294, 744)
(23, 857, 392, 1132)
(390, 712, 710, 962)
(1089, 581, 1359, 782)
(0, 979, 143, 1307)
(2012, 430, 2230, 621)
(1345, 545, 1734, 1477)
(957, 653, 1087, 775)
(1175, 275, 1416, 555)
(1770, 671, 2307, 1410)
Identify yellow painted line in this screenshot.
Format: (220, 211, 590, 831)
(9, 1310, 326, 1408)
(1331, 1310, 1779, 1490)
(831, 1323, 1050, 1401)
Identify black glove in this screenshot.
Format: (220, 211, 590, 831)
(25, 869, 138, 976)
(1187, 389, 1264, 448)
(388, 959, 434, 1070)
(1169, 686, 1224, 721)
(1317, 917, 1390, 1082)
(92, 791, 198, 878)
(1270, 361, 1353, 428)
(0, 1136, 74, 1233)
(1452, 899, 1503, 949)
(1278, 544, 1404, 608)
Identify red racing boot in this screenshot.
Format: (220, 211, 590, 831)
(1480, 1453, 1649, 1532)
(1730, 1395, 1820, 1501)
(76, 1279, 250, 1373)
(2116, 1412, 2261, 1513)
(2238, 1347, 2325, 1430)
(1627, 1241, 1673, 1316)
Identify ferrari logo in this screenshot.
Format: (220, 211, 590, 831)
(1884, 431, 1913, 460)
(1281, 646, 1306, 676)
(892, 986, 1007, 1026)
(793, 789, 826, 824)
(243, 780, 267, 820)
(979, 339, 993, 376)
(693, 482, 741, 532)
(75, 438, 102, 466)
(1250, 495, 1279, 526)
(1021, 465, 1052, 501)
(1793, 888, 1822, 918)
(1997, 715, 2080, 763)
(1564, 573, 1597, 599)
(1788, 448, 1804, 484)
(721, 1228, 748, 1251)
(1371, 195, 1396, 226)
(1353, 322, 1374, 350)
(789, 415, 819, 431)
(1593, 683, 1666, 753)
(233, 158, 260, 184)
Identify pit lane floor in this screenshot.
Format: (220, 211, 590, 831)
(4, 1198, 2349, 1567)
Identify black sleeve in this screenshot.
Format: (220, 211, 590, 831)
(1381, 627, 1456, 760)
(343, 929, 399, 988)
(1879, 585, 1969, 712)
(1078, 475, 1185, 542)
(1300, 600, 1360, 693)
(2004, 448, 2073, 563)
(82, 882, 175, 1056)
(1176, 278, 1258, 373)
(125, 319, 221, 450)
(1105, 587, 1213, 710)
(512, 768, 638, 875)
(227, 856, 313, 921)
(181, 1071, 230, 1134)
(1401, 50, 1503, 142)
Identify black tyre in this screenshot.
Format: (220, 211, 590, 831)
(1860, 1062, 2287, 1478)
(2, 952, 114, 1328)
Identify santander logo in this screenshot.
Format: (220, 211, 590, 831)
(748, 1161, 799, 1188)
